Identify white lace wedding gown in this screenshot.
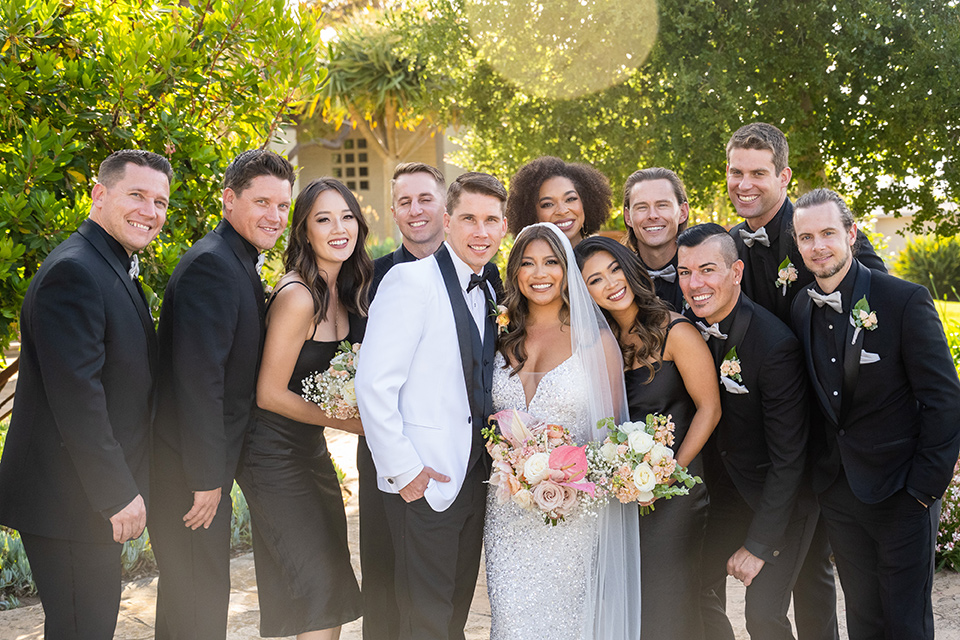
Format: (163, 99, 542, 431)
(484, 352, 598, 640)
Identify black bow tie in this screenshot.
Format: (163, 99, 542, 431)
(467, 272, 489, 293)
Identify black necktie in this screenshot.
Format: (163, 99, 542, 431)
(467, 272, 489, 294)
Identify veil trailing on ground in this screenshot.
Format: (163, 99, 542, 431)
(528, 223, 642, 639)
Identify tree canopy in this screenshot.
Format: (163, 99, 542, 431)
(0, 0, 327, 349)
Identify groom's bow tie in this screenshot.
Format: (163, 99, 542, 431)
(696, 321, 728, 341)
(466, 272, 490, 294)
(808, 289, 843, 313)
(647, 264, 677, 283)
(739, 226, 770, 248)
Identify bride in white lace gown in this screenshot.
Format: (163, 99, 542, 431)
(484, 223, 642, 640)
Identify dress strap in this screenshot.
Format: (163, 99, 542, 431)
(660, 317, 694, 357)
(265, 279, 312, 314)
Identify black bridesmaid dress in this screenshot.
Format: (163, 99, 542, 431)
(625, 317, 709, 640)
(236, 282, 362, 636)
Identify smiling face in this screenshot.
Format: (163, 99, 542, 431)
(222, 174, 292, 252)
(537, 175, 586, 244)
(306, 188, 359, 273)
(516, 238, 566, 308)
(726, 147, 791, 230)
(625, 178, 689, 253)
(677, 237, 743, 324)
(443, 191, 507, 273)
(89, 163, 170, 255)
(793, 200, 857, 289)
(581, 250, 635, 314)
(391, 171, 445, 255)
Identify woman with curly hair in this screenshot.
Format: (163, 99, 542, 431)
(506, 156, 613, 247)
(236, 177, 369, 639)
(575, 235, 721, 640)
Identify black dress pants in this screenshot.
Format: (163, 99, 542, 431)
(149, 438, 234, 640)
(19, 532, 122, 640)
(819, 470, 939, 640)
(358, 435, 401, 640)
(382, 463, 486, 640)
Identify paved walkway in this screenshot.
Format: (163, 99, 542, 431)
(3, 430, 960, 639)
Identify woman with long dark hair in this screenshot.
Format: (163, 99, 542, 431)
(575, 235, 720, 640)
(506, 156, 612, 247)
(237, 178, 370, 639)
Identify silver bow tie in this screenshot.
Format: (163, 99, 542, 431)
(808, 289, 843, 313)
(739, 226, 770, 248)
(255, 253, 266, 275)
(128, 254, 139, 281)
(647, 264, 677, 283)
(696, 321, 728, 341)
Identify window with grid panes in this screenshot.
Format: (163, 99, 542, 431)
(331, 137, 370, 192)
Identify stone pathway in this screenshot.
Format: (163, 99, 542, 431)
(3, 430, 960, 639)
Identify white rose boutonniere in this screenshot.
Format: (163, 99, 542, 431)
(849, 296, 878, 345)
(775, 257, 798, 296)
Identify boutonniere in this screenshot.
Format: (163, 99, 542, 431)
(488, 298, 510, 336)
(720, 346, 749, 395)
(849, 296, 878, 345)
(775, 257, 798, 296)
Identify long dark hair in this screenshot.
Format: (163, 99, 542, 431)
(574, 236, 670, 381)
(498, 225, 571, 375)
(283, 178, 373, 324)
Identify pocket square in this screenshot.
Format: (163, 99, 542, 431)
(860, 350, 880, 364)
(721, 377, 749, 395)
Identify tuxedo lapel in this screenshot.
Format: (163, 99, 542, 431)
(725, 295, 753, 355)
(215, 221, 266, 359)
(797, 289, 839, 425)
(77, 220, 158, 371)
(434, 245, 483, 418)
(840, 265, 872, 424)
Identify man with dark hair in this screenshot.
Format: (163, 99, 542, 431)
(623, 167, 690, 311)
(677, 224, 819, 640)
(791, 189, 960, 640)
(150, 149, 294, 640)
(357, 171, 507, 640)
(0, 149, 171, 639)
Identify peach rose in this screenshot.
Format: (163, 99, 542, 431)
(532, 481, 565, 512)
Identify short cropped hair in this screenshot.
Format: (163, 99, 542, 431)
(794, 188, 856, 232)
(98, 150, 173, 187)
(676, 223, 739, 268)
(622, 167, 689, 251)
(222, 149, 295, 197)
(505, 156, 612, 238)
(726, 122, 790, 175)
(447, 171, 507, 215)
(391, 162, 445, 198)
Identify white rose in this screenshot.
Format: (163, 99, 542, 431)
(648, 443, 674, 465)
(600, 441, 619, 463)
(627, 429, 655, 455)
(636, 490, 655, 503)
(523, 452, 551, 484)
(632, 462, 657, 492)
(341, 379, 357, 407)
(512, 488, 535, 510)
(619, 421, 643, 434)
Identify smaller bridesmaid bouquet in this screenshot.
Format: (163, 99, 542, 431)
(483, 410, 598, 526)
(301, 341, 361, 420)
(588, 413, 702, 515)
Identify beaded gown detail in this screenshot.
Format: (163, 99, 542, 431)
(484, 351, 598, 640)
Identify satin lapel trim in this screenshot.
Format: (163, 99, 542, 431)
(840, 265, 872, 423)
(434, 245, 482, 414)
(215, 222, 266, 319)
(724, 295, 753, 359)
(76, 221, 158, 366)
(798, 287, 838, 424)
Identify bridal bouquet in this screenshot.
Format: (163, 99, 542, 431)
(301, 341, 361, 420)
(483, 409, 598, 526)
(588, 413, 701, 515)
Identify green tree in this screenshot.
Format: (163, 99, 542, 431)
(0, 0, 327, 351)
(425, 0, 959, 231)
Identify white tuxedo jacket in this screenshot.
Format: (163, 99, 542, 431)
(356, 252, 482, 512)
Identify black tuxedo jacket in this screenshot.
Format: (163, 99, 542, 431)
(731, 197, 886, 324)
(0, 220, 156, 543)
(791, 262, 960, 503)
(153, 220, 265, 491)
(694, 294, 812, 562)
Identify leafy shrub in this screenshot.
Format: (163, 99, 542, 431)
(895, 235, 960, 301)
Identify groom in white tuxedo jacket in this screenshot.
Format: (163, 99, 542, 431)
(356, 171, 507, 640)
